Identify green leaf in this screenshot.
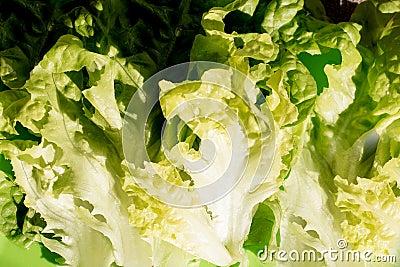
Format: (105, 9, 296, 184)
(0, 160, 46, 249)
(0, 47, 30, 89)
(378, 0, 400, 13)
(0, 33, 155, 266)
(0, 90, 30, 137)
(0, 1, 399, 266)
(335, 162, 400, 256)
(261, 0, 304, 41)
(244, 203, 276, 255)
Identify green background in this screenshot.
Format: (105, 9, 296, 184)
(0, 235, 57, 267)
(0, 153, 57, 267)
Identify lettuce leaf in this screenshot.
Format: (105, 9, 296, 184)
(0, 34, 154, 266)
(1, 0, 400, 267)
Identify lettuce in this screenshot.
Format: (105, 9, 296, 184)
(0, 0, 399, 267)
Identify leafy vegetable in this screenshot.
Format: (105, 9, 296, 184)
(1, 0, 399, 266)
